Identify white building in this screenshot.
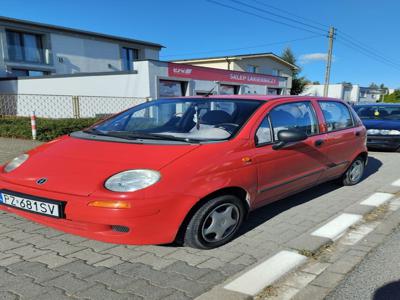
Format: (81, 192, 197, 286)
(301, 83, 389, 103)
(0, 60, 290, 118)
(0, 16, 163, 77)
(173, 52, 297, 95)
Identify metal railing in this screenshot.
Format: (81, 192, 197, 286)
(0, 94, 148, 118)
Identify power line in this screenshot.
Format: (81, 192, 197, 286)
(249, 0, 329, 29)
(336, 39, 400, 72)
(161, 35, 324, 59)
(337, 29, 400, 66)
(337, 35, 400, 70)
(205, 0, 325, 35)
(229, 0, 328, 33)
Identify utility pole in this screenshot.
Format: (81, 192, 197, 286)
(323, 26, 335, 97)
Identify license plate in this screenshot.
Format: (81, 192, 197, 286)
(0, 191, 63, 218)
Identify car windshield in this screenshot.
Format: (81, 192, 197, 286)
(87, 98, 263, 143)
(354, 105, 400, 121)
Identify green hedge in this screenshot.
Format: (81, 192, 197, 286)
(0, 117, 99, 141)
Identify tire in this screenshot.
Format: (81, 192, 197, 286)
(183, 195, 245, 249)
(339, 157, 365, 186)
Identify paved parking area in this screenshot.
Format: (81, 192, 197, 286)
(0, 138, 399, 299)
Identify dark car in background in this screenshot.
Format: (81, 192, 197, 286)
(354, 103, 400, 151)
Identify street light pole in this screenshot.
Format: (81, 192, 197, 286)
(323, 26, 335, 97)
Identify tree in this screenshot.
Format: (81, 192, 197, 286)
(369, 82, 379, 89)
(383, 89, 400, 102)
(312, 81, 320, 85)
(281, 47, 309, 95)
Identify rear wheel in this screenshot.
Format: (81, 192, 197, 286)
(340, 157, 365, 186)
(183, 195, 245, 249)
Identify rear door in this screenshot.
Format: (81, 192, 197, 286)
(251, 100, 329, 207)
(316, 100, 362, 180)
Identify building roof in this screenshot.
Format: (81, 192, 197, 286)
(0, 16, 164, 49)
(171, 52, 299, 70)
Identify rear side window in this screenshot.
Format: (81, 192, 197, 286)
(319, 101, 354, 132)
(269, 102, 319, 140)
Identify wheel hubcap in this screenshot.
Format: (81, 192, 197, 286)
(349, 160, 363, 182)
(201, 203, 240, 243)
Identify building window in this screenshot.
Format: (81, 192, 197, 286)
(272, 69, 281, 76)
(267, 88, 282, 95)
(220, 84, 239, 95)
(159, 80, 186, 97)
(246, 65, 258, 73)
(11, 69, 49, 77)
(6, 30, 44, 63)
(121, 47, 139, 71)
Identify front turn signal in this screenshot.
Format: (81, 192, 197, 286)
(88, 200, 131, 209)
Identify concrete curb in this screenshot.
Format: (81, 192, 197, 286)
(197, 190, 400, 300)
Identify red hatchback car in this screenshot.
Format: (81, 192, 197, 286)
(0, 96, 367, 249)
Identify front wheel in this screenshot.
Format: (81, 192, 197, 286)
(340, 157, 365, 186)
(183, 195, 245, 249)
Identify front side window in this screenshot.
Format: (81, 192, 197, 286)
(319, 101, 354, 132)
(121, 47, 139, 71)
(87, 98, 262, 143)
(269, 102, 318, 140)
(255, 117, 272, 145)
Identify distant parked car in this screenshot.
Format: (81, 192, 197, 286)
(0, 96, 367, 249)
(354, 103, 400, 151)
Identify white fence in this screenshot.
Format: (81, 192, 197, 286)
(0, 94, 148, 118)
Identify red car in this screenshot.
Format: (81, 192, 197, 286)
(0, 96, 367, 249)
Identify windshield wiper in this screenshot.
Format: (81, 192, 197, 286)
(83, 128, 113, 136)
(96, 131, 199, 143)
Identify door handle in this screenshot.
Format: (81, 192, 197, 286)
(355, 131, 361, 136)
(315, 139, 324, 147)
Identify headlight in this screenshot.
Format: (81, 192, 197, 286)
(386, 130, 400, 135)
(105, 169, 160, 192)
(367, 129, 400, 135)
(366, 129, 380, 135)
(4, 154, 29, 173)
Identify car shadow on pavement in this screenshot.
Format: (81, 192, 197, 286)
(373, 281, 400, 299)
(237, 156, 382, 236)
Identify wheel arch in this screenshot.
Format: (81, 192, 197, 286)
(174, 186, 250, 244)
(357, 151, 368, 164)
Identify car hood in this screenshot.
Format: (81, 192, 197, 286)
(362, 119, 400, 130)
(1, 135, 200, 196)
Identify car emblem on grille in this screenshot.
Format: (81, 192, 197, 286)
(36, 178, 48, 185)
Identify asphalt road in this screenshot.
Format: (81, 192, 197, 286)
(327, 225, 400, 300)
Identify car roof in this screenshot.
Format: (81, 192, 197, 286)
(177, 95, 340, 102)
(354, 103, 400, 106)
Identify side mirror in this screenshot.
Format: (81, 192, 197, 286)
(272, 129, 308, 150)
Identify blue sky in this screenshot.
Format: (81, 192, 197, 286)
(2, 0, 399, 88)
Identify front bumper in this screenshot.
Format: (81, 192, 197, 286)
(0, 179, 197, 245)
(367, 135, 400, 151)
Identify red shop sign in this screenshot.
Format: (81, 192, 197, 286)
(168, 63, 280, 86)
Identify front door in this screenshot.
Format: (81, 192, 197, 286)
(252, 101, 330, 207)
